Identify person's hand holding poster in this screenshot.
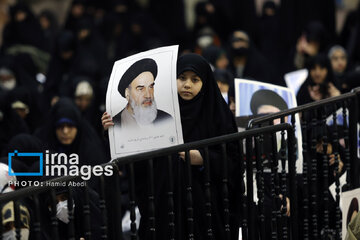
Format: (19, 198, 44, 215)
(106, 46, 183, 159)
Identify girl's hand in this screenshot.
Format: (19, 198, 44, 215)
(279, 194, 291, 217)
(101, 112, 114, 131)
(178, 150, 204, 165)
(308, 85, 322, 101)
(328, 82, 341, 97)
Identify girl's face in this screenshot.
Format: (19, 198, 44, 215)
(310, 64, 328, 84)
(330, 49, 347, 74)
(177, 71, 203, 100)
(56, 124, 78, 145)
(216, 54, 229, 70)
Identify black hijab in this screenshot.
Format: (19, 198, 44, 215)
(177, 53, 237, 142)
(34, 98, 106, 166)
(2, 133, 44, 162)
(2, 3, 46, 51)
(297, 54, 337, 105)
(0, 92, 29, 154)
(1, 133, 45, 182)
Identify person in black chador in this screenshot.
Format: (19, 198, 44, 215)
(34, 98, 106, 167)
(227, 30, 278, 85)
(296, 54, 340, 106)
(43, 30, 77, 110)
(0, 92, 29, 154)
(111, 58, 172, 130)
(1, 3, 46, 52)
(103, 53, 239, 239)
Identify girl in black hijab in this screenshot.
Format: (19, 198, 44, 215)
(177, 53, 237, 142)
(296, 54, 340, 105)
(175, 53, 239, 239)
(103, 53, 239, 239)
(35, 98, 106, 166)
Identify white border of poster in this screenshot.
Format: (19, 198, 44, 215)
(234, 79, 303, 173)
(284, 68, 308, 96)
(106, 45, 183, 160)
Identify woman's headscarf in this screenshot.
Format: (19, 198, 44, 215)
(3, 3, 46, 51)
(306, 54, 337, 95)
(34, 98, 106, 166)
(176, 53, 237, 142)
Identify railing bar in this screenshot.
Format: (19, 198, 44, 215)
(0, 124, 296, 204)
(287, 121, 299, 240)
(14, 200, 20, 240)
(83, 183, 92, 240)
(280, 117, 288, 240)
(110, 125, 296, 166)
(249, 90, 359, 127)
(203, 147, 213, 239)
(112, 163, 123, 238)
(221, 143, 231, 240)
(147, 159, 156, 240)
(310, 109, 319, 239)
(167, 155, 175, 240)
(50, 189, 59, 240)
(321, 106, 330, 237)
(270, 128, 282, 240)
(32, 194, 42, 239)
(342, 100, 351, 189)
(331, 104, 342, 240)
(129, 163, 137, 239)
(255, 136, 266, 239)
(245, 137, 255, 240)
(67, 186, 75, 240)
(185, 150, 194, 240)
(99, 176, 108, 239)
(301, 112, 310, 240)
(268, 122, 278, 240)
(348, 89, 359, 188)
(0, 198, 2, 238)
(238, 139, 248, 240)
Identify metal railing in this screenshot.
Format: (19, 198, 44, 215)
(0, 123, 297, 240)
(247, 87, 360, 240)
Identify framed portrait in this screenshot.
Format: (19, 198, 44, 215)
(106, 45, 183, 159)
(234, 79, 303, 173)
(341, 188, 360, 240)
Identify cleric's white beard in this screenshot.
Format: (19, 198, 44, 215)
(131, 99, 157, 126)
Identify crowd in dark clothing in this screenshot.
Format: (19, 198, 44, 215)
(0, 0, 359, 239)
(1, 0, 360, 149)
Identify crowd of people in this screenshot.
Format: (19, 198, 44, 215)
(0, 0, 359, 239)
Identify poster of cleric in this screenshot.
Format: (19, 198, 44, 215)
(106, 45, 183, 159)
(234, 79, 303, 173)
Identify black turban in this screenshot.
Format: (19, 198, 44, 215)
(118, 58, 158, 97)
(250, 89, 288, 115)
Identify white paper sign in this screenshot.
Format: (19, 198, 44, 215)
(106, 45, 183, 159)
(284, 69, 308, 96)
(234, 79, 303, 173)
